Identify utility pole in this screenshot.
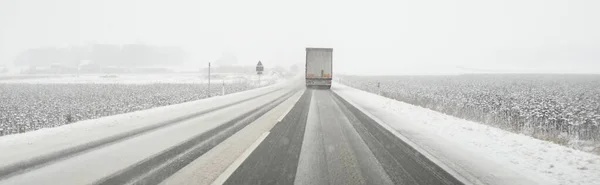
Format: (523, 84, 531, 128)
(208, 62, 211, 97)
(256, 61, 264, 87)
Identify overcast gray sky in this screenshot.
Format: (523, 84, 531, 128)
(1, 0, 599, 75)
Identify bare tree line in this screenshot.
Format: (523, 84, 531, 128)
(14, 44, 185, 72)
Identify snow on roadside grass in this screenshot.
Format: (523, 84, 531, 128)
(333, 83, 600, 185)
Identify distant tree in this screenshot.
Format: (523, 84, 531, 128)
(121, 44, 149, 67)
(273, 65, 286, 74)
(215, 51, 238, 66)
(90, 44, 122, 66)
(290, 64, 300, 73)
(14, 47, 63, 67)
(62, 46, 88, 67)
(159, 46, 185, 65)
(121, 44, 185, 67)
(14, 44, 186, 69)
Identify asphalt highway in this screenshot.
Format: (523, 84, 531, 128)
(224, 89, 464, 185)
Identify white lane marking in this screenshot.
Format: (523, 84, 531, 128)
(276, 89, 305, 122)
(210, 131, 270, 185)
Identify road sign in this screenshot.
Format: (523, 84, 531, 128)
(256, 61, 264, 75)
(208, 62, 211, 97)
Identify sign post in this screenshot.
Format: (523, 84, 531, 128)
(256, 61, 264, 87)
(208, 62, 211, 97)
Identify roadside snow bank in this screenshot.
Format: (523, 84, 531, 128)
(333, 83, 600, 185)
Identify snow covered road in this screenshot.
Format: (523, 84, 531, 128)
(161, 88, 305, 185)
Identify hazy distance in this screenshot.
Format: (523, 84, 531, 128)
(1, 0, 600, 75)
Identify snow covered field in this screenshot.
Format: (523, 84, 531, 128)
(339, 75, 600, 154)
(333, 83, 600, 185)
(0, 73, 278, 85)
(0, 73, 282, 136)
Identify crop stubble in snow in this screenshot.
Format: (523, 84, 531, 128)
(340, 74, 600, 153)
(0, 83, 260, 136)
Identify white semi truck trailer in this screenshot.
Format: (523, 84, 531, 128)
(305, 48, 333, 89)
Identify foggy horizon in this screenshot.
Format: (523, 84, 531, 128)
(2, 0, 600, 75)
(1, 1, 600, 184)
